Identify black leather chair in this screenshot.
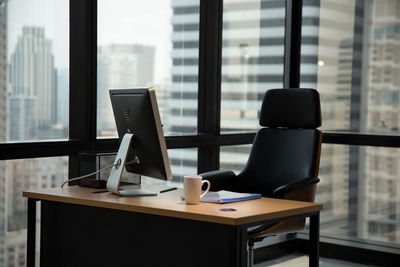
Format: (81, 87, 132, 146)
(200, 88, 322, 267)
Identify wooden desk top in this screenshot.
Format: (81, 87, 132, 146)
(23, 186, 322, 226)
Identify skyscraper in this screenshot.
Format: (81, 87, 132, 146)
(357, 0, 400, 243)
(8, 26, 57, 141)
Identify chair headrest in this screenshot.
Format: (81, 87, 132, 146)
(259, 88, 322, 128)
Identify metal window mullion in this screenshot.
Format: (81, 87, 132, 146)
(197, 0, 223, 173)
(284, 0, 303, 88)
(69, 0, 97, 179)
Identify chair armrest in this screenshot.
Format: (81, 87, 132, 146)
(273, 177, 320, 199)
(198, 170, 237, 191)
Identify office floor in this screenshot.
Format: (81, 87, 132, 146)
(254, 253, 378, 267)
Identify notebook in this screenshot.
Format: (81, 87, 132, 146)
(200, 190, 262, 204)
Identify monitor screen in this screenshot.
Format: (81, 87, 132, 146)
(107, 88, 172, 196)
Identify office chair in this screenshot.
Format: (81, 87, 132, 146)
(200, 88, 322, 267)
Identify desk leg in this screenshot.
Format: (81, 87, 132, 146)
(235, 226, 247, 267)
(27, 198, 37, 267)
(309, 213, 320, 267)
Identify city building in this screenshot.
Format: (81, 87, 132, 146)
(56, 68, 69, 128)
(8, 26, 58, 141)
(358, 0, 400, 243)
(2, 157, 67, 267)
(0, 230, 26, 267)
(97, 44, 156, 135)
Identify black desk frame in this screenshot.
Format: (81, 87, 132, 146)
(26, 198, 319, 267)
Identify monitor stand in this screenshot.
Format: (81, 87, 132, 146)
(106, 133, 157, 197)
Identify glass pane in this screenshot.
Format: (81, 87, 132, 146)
(220, 144, 251, 174)
(301, 0, 400, 135)
(168, 148, 198, 185)
(221, 0, 285, 133)
(2, 0, 69, 142)
(97, 0, 199, 137)
(317, 144, 400, 248)
(0, 157, 68, 267)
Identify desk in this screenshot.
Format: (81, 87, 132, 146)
(23, 186, 322, 267)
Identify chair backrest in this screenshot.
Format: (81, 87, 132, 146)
(236, 88, 322, 197)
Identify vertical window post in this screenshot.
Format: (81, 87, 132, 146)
(197, 0, 223, 173)
(69, 0, 97, 179)
(284, 0, 303, 88)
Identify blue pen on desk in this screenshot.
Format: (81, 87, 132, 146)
(159, 187, 178, 193)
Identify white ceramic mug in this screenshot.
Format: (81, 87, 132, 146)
(184, 175, 211, 204)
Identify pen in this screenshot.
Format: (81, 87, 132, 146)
(160, 187, 178, 193)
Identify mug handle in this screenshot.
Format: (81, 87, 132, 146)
(200, 180, 211, 198)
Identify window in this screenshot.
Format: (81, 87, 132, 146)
(97, 0, 200, 137)
(302, 0, 400, 135)
(220, 144, 251, 173)
(220, 0, 285, 133)
(168, 148, 198, 184)
(315, 144, 400, 247)
(301, 0, 400, 248)
(2, 0, 69, 142)
(97, 0, 200, 180)
(0, 157, 68, 267)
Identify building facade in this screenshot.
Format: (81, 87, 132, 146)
(97, 44, 156, 135)
(8, 26, 57, 141)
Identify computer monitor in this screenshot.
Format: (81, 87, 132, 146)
(106, 88, 172, 196)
